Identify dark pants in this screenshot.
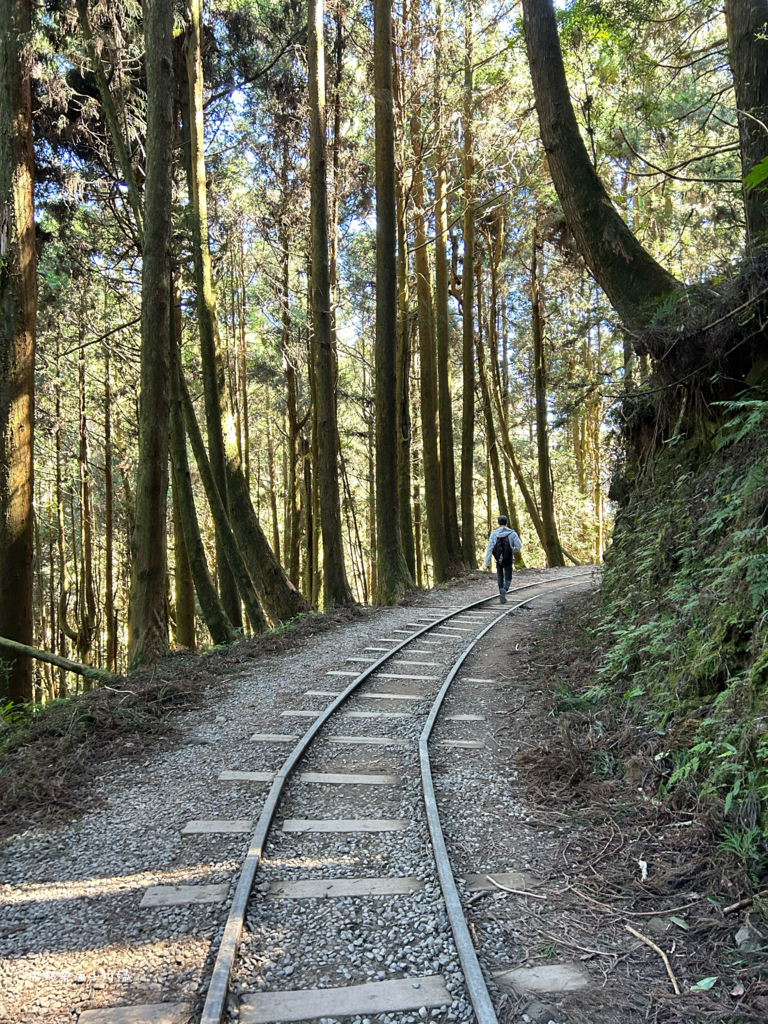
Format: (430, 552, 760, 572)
(496, 561, 513, 591)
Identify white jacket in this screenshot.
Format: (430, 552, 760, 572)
(484, 526, 522, 567)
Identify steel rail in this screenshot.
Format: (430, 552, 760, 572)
(419, 579, 592, 1024)
(200, 569, 593, 1024)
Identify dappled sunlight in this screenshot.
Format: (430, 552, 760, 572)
(0, 861, 237, 908)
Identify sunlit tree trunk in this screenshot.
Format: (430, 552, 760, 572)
(460, 6, 477, 569)
(531, 231, 565, 567)
(170, 329, 236, 646)
(103, 342, 118, 670)
(184, 0, 241, 627)
(127, 0, 174, 667)
(170, 279, 196, 650)
(393, 20, 416, 579)
(475, 260, 508, 520)
(725, 0, 768, 245)
(77, 302, 96, 671)
(54, 338, 69, 695)
(308, 0, 354, 607)
(265, 395, 281, 564)
(374, 0, 412, 603)
(434, 0, 462, 563)
(411, 0, 451, 584)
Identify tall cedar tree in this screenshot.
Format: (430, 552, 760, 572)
(308, 0, 354, 606)
(434, 0, 462, 564)
(374, 0, 413, 602)
(521, 0, 679, 326)
(185, 0, 242, 626)
(127, 0, 174, 667)
(460, 6, 477, 568)
(726, 0, 768, 245)
(0, 0, 36, 701)
(531, 231, 565, 566)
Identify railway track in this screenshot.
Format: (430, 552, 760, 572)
(77, 569, 594, 1024)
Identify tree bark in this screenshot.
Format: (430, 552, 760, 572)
(434, 0, 462, 563)
(0, 0, 36, 703)
(725, 0, 768, 246)
(104, 342, 117, 670)
(394, 23, 416, 580)
(127, 0, 174, 668)
(169, 330, 235, 647)
(475, 259, 508, 520)
(460, 8, 477, 569)
(77, 304, 97, 669)
(55, 337, 69, 696)
(531, 232, 565, 567)
(521, 0, 678, 325)
(0, 635, 116, 686)
(178, 371, 267, 634)
(411, 0, 452, 584)
(308, 0, 354, 607)
(184, 0, 241, 627)
(170, 280, 197, 650)
(374, 0, 413, 604)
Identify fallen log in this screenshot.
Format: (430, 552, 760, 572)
(0, 636, 117, 687)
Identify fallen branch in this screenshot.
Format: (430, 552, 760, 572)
(0, 636, 116, 687)
(722, 890, 768, 916)
(624, 924, 680, 995)
(485, 875, 547, 900)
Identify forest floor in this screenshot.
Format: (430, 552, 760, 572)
(0, 570, 766, 1024)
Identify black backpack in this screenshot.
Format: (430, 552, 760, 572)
(492, 532, 514, 566)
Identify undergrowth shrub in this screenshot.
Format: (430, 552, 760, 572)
(599, 398, 768, 831)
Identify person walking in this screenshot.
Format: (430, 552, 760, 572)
(484, 515, 522, 603)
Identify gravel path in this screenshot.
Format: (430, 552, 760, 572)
(0, 568, 587, 1024)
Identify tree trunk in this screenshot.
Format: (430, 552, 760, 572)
(434, 0, 462, 563)
(54, 337, 69, 696)
(170, 280, 197, 650)
(394, 25, 416, 580)
(265, 398, 281, 564)
(170, 328, 235, 647)
(411, 0, 451, 584)
(103, 342, 117, 671)
(171, 470, 197, 648)
(77, 306, 97, 669)
(280, 178, 302, 586)
(531, 231, 565, 567)
(475, 260, 508, 521)
(178, 370, 267, 633)
(374, 0, 412, 603)
(0, 0, 36, 703)
(725, 0, 768, 246)
(127, 0, 174, 668)
(521, 0, 678, 325)
(184, 0, 241, 627)
(460, 7, 477, 569)
(308, 0, 354, 607)
(75, 0, 144, 244)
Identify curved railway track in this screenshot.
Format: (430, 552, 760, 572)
(77, 569, 594, 1024)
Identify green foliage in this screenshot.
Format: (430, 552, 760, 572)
(598, 398, 768, 832)
(744, 156, 768, 192)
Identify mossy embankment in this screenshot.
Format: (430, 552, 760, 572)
(593, 259, 768, 843)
